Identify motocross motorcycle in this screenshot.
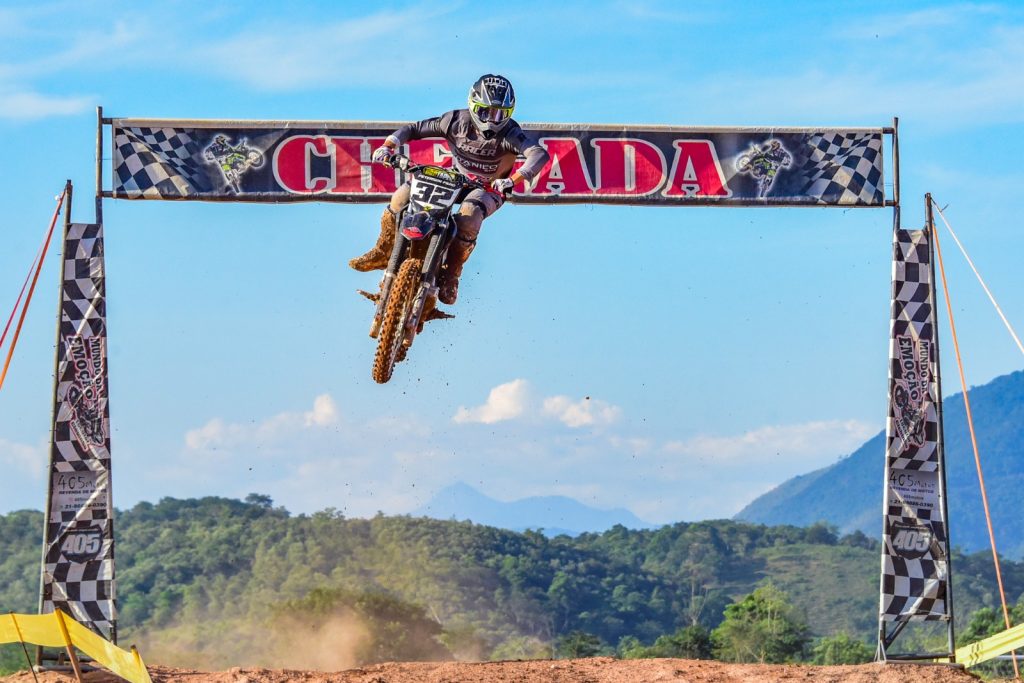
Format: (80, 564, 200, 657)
(360, 154, 487, 384)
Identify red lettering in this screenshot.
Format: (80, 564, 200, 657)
(406, 138, 453, 168)
(273, 136, 404, 195)
(591, 138, 666, 195)
(272, 135, 335, 194)
(331, 136, 398, 194)
(528, 138, 595, 196)
(663, 140, 732, 198)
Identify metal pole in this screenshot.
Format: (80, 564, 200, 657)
(95, 107, 103, 226)
(892, 117, 901, 220)
(37, 180, 72, 665)
(926, 193, 957, 660)
(10, 613, 41, 683)
(878, 174, 902, 661)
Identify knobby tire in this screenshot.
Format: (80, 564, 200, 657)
(372, 258, 422, 384)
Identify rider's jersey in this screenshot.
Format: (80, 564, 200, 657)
(389, 109, 549, 183)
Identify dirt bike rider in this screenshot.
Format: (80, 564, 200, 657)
(348, 74, 550, 305)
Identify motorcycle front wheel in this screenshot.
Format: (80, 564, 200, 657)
(372, 258, 422, 384)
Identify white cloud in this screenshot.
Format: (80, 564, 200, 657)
(184, 417, 232, 451)
(684, 11, 1024, 129)
(0, 14, 149, 121)
(542, 395, 621, 428)
(453, 380, 622, 429)
(190, 7, 469, 91)
(150, 387, 880, 526)
(662, 419, 876, 463)
(453, 379, 530, 425)
(185, 393, 340, 451)
(0, 89, 92, 120)
(0, 437, 46, 478)
(304, 394, 339, 427)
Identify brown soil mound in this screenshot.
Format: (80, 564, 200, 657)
(0, 658, 980, 683)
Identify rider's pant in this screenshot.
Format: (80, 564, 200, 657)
(389, 182, 505, 244)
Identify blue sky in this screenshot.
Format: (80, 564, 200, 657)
(1, 1, 1023, 525)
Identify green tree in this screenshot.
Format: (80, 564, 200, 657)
(556, 631, 603, 658)
(244, 493, 274, 508)
(651, 625, 712, 659)
(711, 584, 810, 663)
(275, 587, 451, 664)
(0, 644, 31, 676)
(803, 522, 838, 546)
(616, 635, 644, 659)
(439, 621, 490, 661)
(811, 633, 873, 664)
(490, 635, 552, 661)
(619, 625, 712, 660)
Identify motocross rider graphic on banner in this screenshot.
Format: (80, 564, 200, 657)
(203, 134, 265, 193)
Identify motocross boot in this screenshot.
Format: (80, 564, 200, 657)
(348, 208, 397, 272)
(438, 236, 476, 305)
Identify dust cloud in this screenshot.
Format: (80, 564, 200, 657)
(135, 613, 370, 671)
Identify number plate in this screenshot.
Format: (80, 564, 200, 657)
(409, 167, 460, 211)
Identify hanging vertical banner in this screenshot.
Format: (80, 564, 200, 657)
(41, 223, 116, 641)
(879, 228, 950, 622)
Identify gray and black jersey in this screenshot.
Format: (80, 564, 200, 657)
(388, 109, 549, 183)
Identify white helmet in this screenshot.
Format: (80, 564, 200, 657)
(468, 74, 516, 136)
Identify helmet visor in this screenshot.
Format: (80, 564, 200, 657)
(472, 103, 513, 124)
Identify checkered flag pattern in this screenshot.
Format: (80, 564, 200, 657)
(879, 228, 950, 623)
(42, 223, 116, 642)
(113, 126, 212, 198)
(796, 132, 884, 206)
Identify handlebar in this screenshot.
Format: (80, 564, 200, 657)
(380, 153, 487, 191)
(381, 153, 414, 172)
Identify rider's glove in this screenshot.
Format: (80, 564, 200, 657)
(372, 145, 395, 165)
(491, 177, 515, 197)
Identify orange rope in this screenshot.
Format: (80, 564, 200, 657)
(0, 190, 65, 393)
(932, 209, 1020, 678)
(0, 241, 41, 350)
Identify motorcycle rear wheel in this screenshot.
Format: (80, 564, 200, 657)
(372, 258, 422, 384)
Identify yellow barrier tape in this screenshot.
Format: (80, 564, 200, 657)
(956, 621, 1024, 667)
(63, 614, 152, 683)
(0, 611, 152, 683)
(0, 613, 65, 648)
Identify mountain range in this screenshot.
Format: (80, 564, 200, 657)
(736, 368, 1024, 558)
(413, 481, 655, 536)
(411, 370, 1024, 558)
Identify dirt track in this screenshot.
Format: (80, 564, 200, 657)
(0, 658, 981, 683)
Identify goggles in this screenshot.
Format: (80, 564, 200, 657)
(472, 102, 513, 123)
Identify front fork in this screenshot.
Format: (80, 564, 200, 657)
(369, 218, 454, 343)
(402, 230, 449, 345)
(369, 217, 407, 339)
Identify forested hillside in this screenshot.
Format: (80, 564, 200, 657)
(1, 497, 1022, 669)
(737, 369, 1024, 557)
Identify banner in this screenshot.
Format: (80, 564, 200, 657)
(110, 119, 885, 206)
(1, 611, 151, 683)
(42, 223, 116, 641)
(879, 228, 950, 623)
